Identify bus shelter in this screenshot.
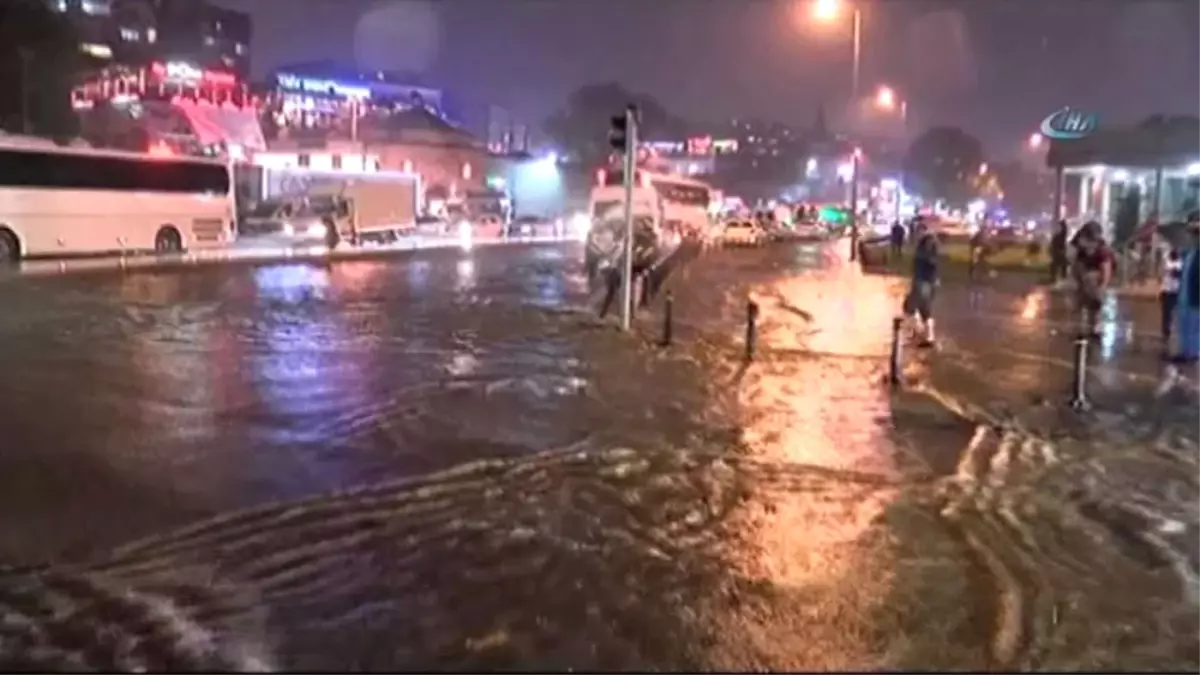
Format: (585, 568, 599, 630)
(1047, 116, 1199, 240)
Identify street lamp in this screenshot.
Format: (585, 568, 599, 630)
(874, 85, 909, 224)
(848, 146, 862, 261)
(812, 0, 863, 102)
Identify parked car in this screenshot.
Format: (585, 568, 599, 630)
(506, 215, 560, 238)
(472, 214, 506, 239)
(721, 220, 765, 247)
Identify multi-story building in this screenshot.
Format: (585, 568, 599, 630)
(261, 61, 444, 144)
(46, 0, 156, 65)
(154, 0, 251, 79)
(255, 63, 528, 217)
(53, 0, 258, 156)
(47, 0, 249, 77)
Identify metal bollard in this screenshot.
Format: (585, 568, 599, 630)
(888, 317, 903, 388)
(660, 290, 674, 347)
(744, 300, 759, 362)
(1068, 336, 1092, 411)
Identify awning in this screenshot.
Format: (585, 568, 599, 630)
(170, 100, 267, 151)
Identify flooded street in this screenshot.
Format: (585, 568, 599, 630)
(0, 241, 1193, 671)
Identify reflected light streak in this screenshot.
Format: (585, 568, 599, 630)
(253, 264, 330, 303)
(1019, 292, 1043, 321)
(749, 268, 900, 470)
(456, 259, 475, 291)
(331, 261, 388, 291)
(407, 259, 432, 289)
(725, 258, 902, 664)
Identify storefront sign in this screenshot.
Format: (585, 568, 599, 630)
(151, 61, 237, 87)
(277, 73, 371, 99)
(166, 61, 203, 81)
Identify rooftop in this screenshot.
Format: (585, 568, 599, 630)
(1047, 115, 1200, 168)
(270, 61, 433, 90)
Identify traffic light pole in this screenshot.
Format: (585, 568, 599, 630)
(620, 106, 638, 332)
(848, 151, 860, 262)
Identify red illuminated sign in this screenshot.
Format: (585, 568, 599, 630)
(687, 135, 713, 156)
(150, 61, 237, 87)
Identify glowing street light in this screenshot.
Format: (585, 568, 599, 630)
(875, 85, 896, 109)
(813, 0, 842, 21)
(873, 84, 908, 125)
(978, 162, 989, 175)
(1028, 132, 1043, 150)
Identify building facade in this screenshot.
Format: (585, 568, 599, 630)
(155, 0, 252, 79)
(47, 0, 250, 77)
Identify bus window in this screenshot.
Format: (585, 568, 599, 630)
(0, 149, 230, 195)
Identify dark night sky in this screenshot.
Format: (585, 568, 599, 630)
(216, 0, 1200, 155)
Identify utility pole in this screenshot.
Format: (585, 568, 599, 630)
(18, 47, 32, 135)
(609, 105, 639, 331)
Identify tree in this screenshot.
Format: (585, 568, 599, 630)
(901, 126, 986, 207)
(989, 160, 1053, 217)
(544, 82, 686, 163)
(0, 0, 82, 139)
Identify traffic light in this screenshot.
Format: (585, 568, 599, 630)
(609, 114, 628, 152)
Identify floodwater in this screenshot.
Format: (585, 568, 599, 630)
(0, 240, 1193, 671)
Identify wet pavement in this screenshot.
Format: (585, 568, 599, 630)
(0, 240, 1194, 671)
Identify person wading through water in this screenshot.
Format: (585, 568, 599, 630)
(1158, 219, 1200, 395)
(1159, 242, 1184, 355)
(904, 231, 940, 348)
(597, 216, 659, 318)
(1049, 219, 1070, 285)
(1071, 221, 1114, 339)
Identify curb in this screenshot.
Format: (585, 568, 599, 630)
(3, 237, 584, 282)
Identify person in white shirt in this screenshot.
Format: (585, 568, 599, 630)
(1160, 245, 1183, 354)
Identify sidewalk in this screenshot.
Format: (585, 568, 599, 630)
(642, 243, 1199, 671)
(10, 232, 580, 281)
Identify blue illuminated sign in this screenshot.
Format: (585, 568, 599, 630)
(276, 73, 371, 99)
(1039, 107, 1099, 141)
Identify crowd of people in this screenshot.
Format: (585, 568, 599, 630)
(894, 215, 1199, 395)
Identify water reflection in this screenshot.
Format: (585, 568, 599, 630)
(253, 264, 330, 304)
(456, 258, 475, 291)
(408, 259, 432, 289)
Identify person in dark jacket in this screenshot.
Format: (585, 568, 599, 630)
(1071, 222, 1113, 338)
(903, 232, 940, 348)
(1049, 220, 1069, 284)
(889, 221, 906, 261)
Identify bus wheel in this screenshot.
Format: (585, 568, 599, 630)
(154, 226, 183, 253)
(0, 228, 20, 265)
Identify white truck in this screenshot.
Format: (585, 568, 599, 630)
(246, 166, 420, 246)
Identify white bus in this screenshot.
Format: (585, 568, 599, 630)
(589, 167, 714, 238)
(0, 135, 235, 264)
(584, 167, 715, 279)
